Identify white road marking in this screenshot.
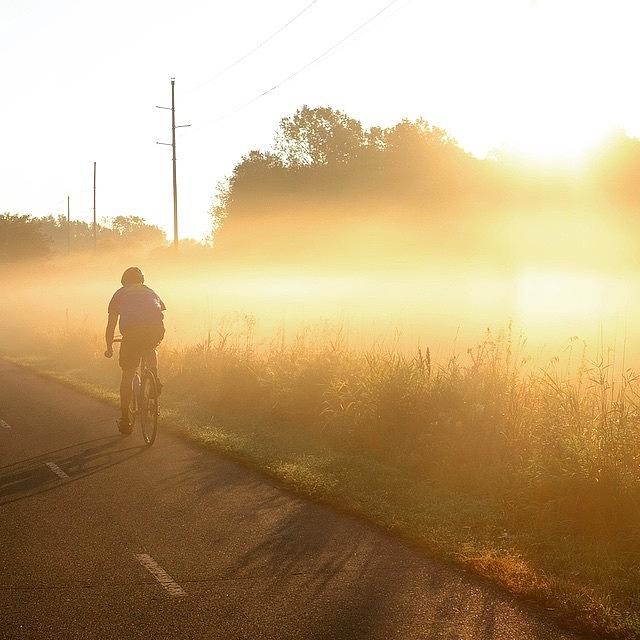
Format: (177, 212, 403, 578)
(0, 419, 11, 430)
(134, 554, 186, 597)
(45, 462, 69, 480)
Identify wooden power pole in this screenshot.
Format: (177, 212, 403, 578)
(66, 196, 71, 254)
(156, 77, 190, 250)
(171, 79, 178, 250)
(93, 162, 97, 250)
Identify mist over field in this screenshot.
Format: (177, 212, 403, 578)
(6, 108, 640, 366)
(2, 203, 640, 367)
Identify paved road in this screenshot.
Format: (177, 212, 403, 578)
(0, 359, 592, 640)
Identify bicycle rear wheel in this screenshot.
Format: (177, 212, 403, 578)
(140, 370, 158, 446)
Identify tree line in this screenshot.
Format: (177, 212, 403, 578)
(212, 105, 640, 247)
(5, 106, 639, 263)
(0, 214, 166, 262)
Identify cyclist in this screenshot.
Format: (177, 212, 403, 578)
(104, 267, 166, 434)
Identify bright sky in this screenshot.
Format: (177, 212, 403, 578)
(2, 0, 639, 240)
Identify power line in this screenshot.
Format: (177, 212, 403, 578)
(191, 0, 405, 132)
(187, 0, 321, 94)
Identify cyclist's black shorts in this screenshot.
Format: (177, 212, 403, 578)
(119, 324, 165, 371)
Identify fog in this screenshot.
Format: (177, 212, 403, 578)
(2, 204, 640, 371)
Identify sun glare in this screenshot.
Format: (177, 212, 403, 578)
(504, 124, 608, 168)
(516, 270, 606, 321)
(530, 129, 608, 172)
(449, 0, 626, 166)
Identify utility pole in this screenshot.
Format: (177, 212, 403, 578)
(93, 162, 97, 250)
(171, 79, 178, 249)
(67, 196, 71, 254)
(156, 77, 190, 250)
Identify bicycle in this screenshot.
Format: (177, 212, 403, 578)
(112, 337, 159, 446)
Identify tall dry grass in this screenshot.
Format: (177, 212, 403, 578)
(38, 320, 640, 523)
(157, 325, 640, 521)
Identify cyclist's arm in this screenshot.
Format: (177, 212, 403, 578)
(105, 313, 118, 355)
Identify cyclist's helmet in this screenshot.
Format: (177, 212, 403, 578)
(121, 266, 144, 286)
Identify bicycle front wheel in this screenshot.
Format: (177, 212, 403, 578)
(140, 371, 158, 446)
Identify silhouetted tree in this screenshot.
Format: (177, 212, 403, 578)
(39, 215, 98, 253)
(275, 106, 366, 166)
(214, 107, 481, 230)
(110, 215, 166, 246)
(0, 213, 166, 262)
(223, 151, 288, 217)
(0, 214, 50, 261)
(210, 105, 640, 263)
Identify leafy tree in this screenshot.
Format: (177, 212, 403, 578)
(0, 212, 167, 262)
(39, 215, 98, 253)
(377, 118, 474, 202)
(222, 150, 288, 218)
(110, 215, 166, 246)
(213, 106, 483, 234)
(212, 105, 640, 257)
(0, 214, 50, 261)
(275, 106, 366, 166)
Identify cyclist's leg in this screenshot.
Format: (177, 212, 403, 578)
(119, 330, 144, 425)
(120, 368, 136, 419)
(142, 347, 162, 394)
(142, 347, 158, 375)
(143, 325, 164, 387)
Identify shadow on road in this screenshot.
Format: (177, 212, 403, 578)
(0, 436, 146, 506)
(0, 434, 118, 472)
(151, 448, 582, 640)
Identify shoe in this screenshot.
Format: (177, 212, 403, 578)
(117, 417, 132, 435)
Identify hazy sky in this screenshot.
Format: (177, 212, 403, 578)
(3, 0, 639, 240)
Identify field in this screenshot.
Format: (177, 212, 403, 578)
(2, 251, 640, 638)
